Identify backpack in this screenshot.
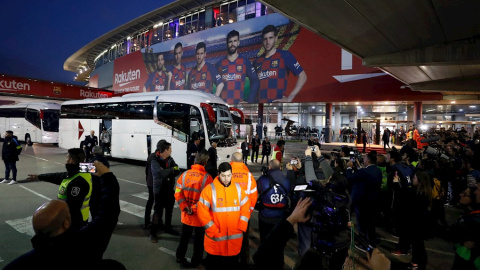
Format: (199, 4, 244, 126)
(394, 163, 415, 189)
(256, 173, 290, 210)
(12, 138, 22, 155)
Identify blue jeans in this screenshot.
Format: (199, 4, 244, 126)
(4, 161, 17, 180)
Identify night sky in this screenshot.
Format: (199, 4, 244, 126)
(0, 0, 172, 85)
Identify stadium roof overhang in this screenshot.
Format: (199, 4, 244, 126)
(64, 0, 216, 81)
(260, 0, 480, 98)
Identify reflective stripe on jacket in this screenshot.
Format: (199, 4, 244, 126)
(58, 172, 92, 222)
(230, 162, 258, 213)
(175, 164, 213, 227)
(198, 179, 251, 256)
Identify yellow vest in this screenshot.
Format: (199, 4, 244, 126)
(58, 172, 92, 222)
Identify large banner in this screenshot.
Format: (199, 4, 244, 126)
(0, 75, 113, 99)
(108, 13, 442, 104)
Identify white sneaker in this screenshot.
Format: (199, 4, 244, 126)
(0, 179, 9, 184)
(7, 180, 17, 185)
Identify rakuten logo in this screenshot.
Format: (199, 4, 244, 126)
(80, 89, 109, 99)
(257, 70, 277, 80)
(222, 74, 242, 81)
(114, 69, 141, 85)
(175, 79, 185, 87)
(0, 80, 31, 91)
(191, 81, 206, 89)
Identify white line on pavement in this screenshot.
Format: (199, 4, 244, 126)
(119, 200, 145, 218)
(23, 154, 48, 161)
(0, 257, 3, 262)
(118, 178, 147, 187)
(5, 216, 35, 236)
(18, 185, 52, 201)
(131, 192, 149, 200)
(158, 247, 190, 261)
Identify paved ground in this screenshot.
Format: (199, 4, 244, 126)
(0, 141, 458, 269)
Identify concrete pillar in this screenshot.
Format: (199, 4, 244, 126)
(257, 103, 264, 139)
(413, 102, 422, 127)
(277, 109, 283, 126)
(325, 103, 332, 143)
(334, 106, 341, 142)
(407, 105, 414, 126)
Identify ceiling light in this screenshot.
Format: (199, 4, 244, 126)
(470, 105, 476, 108)
(451, 101, 456, 104)
(355, 102, 359, 105)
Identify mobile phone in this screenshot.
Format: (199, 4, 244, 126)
(311, 146, 316, 151)
(291, 159, 298, 165)
(79, 162, 96, 173)
(294, 184, 308, 191)
(350, 156, 355, 162)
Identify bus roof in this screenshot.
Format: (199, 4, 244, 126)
(0, 102, 61, 110)
(61, 90, 229, 106)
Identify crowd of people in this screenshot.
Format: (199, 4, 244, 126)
(3, 125, 480, 270)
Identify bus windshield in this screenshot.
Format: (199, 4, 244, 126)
(42, 110, 60, 132)
(209, 103, 236, 147)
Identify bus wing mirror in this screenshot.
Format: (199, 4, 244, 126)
(229, 107, 244, 124)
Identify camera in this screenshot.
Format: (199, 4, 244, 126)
(79, 162, 96, 173)
(311, 146, 316, 151)
(424, 146, 449, 160)
(294, 180, 350, 252)
(261, 165, 268, 176)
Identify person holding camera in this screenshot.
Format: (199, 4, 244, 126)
(27, 148, 93, 231)
(257, 159, 291, 243)
(346, 153, 383, 247)
(150, 141, 181, 242)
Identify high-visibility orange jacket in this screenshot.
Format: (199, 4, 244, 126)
(175, 164, 213, 227)
(413, 129, 420, 141)
(198, 178, 251, 256)
(230, 161, 258, 213)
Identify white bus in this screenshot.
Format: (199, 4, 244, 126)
(58, 91, 243, 169)
(0, 102, 61, 144)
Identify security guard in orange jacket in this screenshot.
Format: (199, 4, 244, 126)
(174, 150, 213, 268)
(198, 162, 251, 270)
(230, 152, 257, 266)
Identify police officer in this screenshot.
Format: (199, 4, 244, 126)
(27, 148, 92, 231)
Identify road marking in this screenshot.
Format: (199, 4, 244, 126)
(23, 154, 48, 161)
(5, 216, 35, 236)
(119, 200, 145, 218)
(158, 246, 190, 260)
(118, 178, 147, 187)
(18, 185, 52, 201)
(130, 192, 179, 208)
(0, 256, 3, 262)
(131, 192, 149, 200)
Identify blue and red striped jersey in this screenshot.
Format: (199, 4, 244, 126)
(253, 50, 304, 103)
(168, 64, 187, 90)
(187, 63, 222, 93)
(144, 71, 168, 92)
(215, 55, 259, 104)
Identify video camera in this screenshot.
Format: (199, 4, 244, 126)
(424, 145, 450, 160)
(294, 180, 350, 251)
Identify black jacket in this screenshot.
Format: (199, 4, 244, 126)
(151, 155, 180, 194)
(4, 172, 120, 270)
(253, 219, 293, 270)
(84, 135, 98, 148)
(2, 135, 20, 162)
(261, 140, 271, 155)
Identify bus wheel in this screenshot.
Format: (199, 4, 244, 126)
(25, 135, 33, 146)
